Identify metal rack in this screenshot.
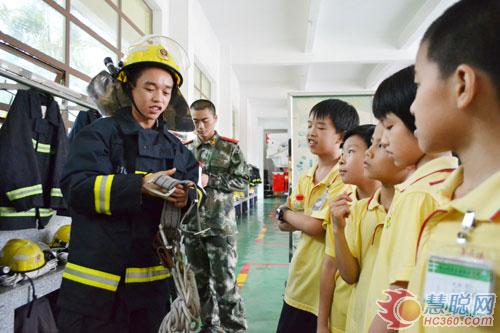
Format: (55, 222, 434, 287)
(0, 58, 97, 109)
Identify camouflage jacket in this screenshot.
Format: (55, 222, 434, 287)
(185, 132, 249, 236)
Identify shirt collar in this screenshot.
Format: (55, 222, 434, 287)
(395, 156, 458, 192)
(305, 162, 340, 187)
(367, 188, 382, 211)
(439, 167, 500, 222)
(194, 131, 219, 148)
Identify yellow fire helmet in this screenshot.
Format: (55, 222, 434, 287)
(49, 224, 71, 248)
(118, 35, 189, 87)
(0, 239, 45, 272)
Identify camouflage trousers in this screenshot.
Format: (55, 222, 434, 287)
(184, 235, 247, 333)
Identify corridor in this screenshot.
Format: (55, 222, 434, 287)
(235, 199, 291, 333)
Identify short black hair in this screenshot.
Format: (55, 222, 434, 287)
(422, 0, 500, 94)
(190, 99, 216, 116)
(309, 99, 359, 136)
(372, 66, 416, 132)
(342, 124, 375, 149)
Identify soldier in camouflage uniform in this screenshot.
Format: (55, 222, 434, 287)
(184, 99, 248, 333)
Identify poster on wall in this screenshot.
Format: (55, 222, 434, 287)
(290, 94, 375, 189)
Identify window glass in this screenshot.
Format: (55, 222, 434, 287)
(121, 19, 142, 52)
(194, 89, 201, 101)
(70, 23, 116, 77)
(71, 0, 118, 46)
(122, 0, 152, 34)
(0, 0, 65, 62)
(194, 65, 201, 88)
(54, 0, 65, 8)
(194, 65, 212, 100)
(0, 77, 17, 106)
(68, 75, 89, 97)
(202, 75, 211, 98)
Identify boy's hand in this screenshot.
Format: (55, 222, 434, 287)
(329, 192, 352, 233)
(278, 221, 297, 232)
(268, 204, 281, 223)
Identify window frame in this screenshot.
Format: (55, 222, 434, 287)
(0, 0, 152, 87)
(193, 63, 212, 101)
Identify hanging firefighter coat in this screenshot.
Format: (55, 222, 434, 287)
(58, 107, 199, 319)
(0, 89, 68, 230)
(68, 109, 101, 143)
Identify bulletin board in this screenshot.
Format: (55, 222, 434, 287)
(290, 94, 375, 189)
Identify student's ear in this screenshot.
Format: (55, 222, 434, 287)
(454, 64, 477, 110)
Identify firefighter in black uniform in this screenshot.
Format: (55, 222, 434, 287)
(57, 36, 198, 332)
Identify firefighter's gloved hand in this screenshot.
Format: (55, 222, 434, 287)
(141, 168, 178, 199)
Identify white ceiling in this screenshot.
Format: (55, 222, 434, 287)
(199, 0, 459, 122)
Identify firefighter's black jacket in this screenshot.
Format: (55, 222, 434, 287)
(58, 107, 199, 319)
(68, 109, 101, 143)
(0, 89, 68, 230)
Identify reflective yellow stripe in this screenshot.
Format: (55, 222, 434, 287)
(63, 262, 120, 292)
(0, 207, 55, 218)
(0, 110, 7, 118)
(104, 175, 113, 215)
(6, 184, 43, 201)
(135, 171, 148, 175)
(94, 176, 103, 213)
(50, 188, 63, 197)
(94, 175, 114, 215)
(0, 207, 36, 217)
(125, 265, 171, 283)
(39, 208, 56, 217)
(31, 139, 52, 154)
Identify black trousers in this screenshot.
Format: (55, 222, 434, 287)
(276, 301, 317, 333)
(57, 280, 173, 333)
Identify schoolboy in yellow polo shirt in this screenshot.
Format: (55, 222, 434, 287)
(404, 1, 500, 332)
(318, 124, 379, 333)
(274, 99, 359, 333)
(362, 66, 458, 333)
(329, 123, 412, 333)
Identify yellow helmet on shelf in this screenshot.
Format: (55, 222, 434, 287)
(118, 35, 189, 87)
(49, 224, 71, 248)
(0, 239, 45, 272)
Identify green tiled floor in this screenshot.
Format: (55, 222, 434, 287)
(235, 198, 290, 333)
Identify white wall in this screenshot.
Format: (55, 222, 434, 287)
(150, 0, 238, 138)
